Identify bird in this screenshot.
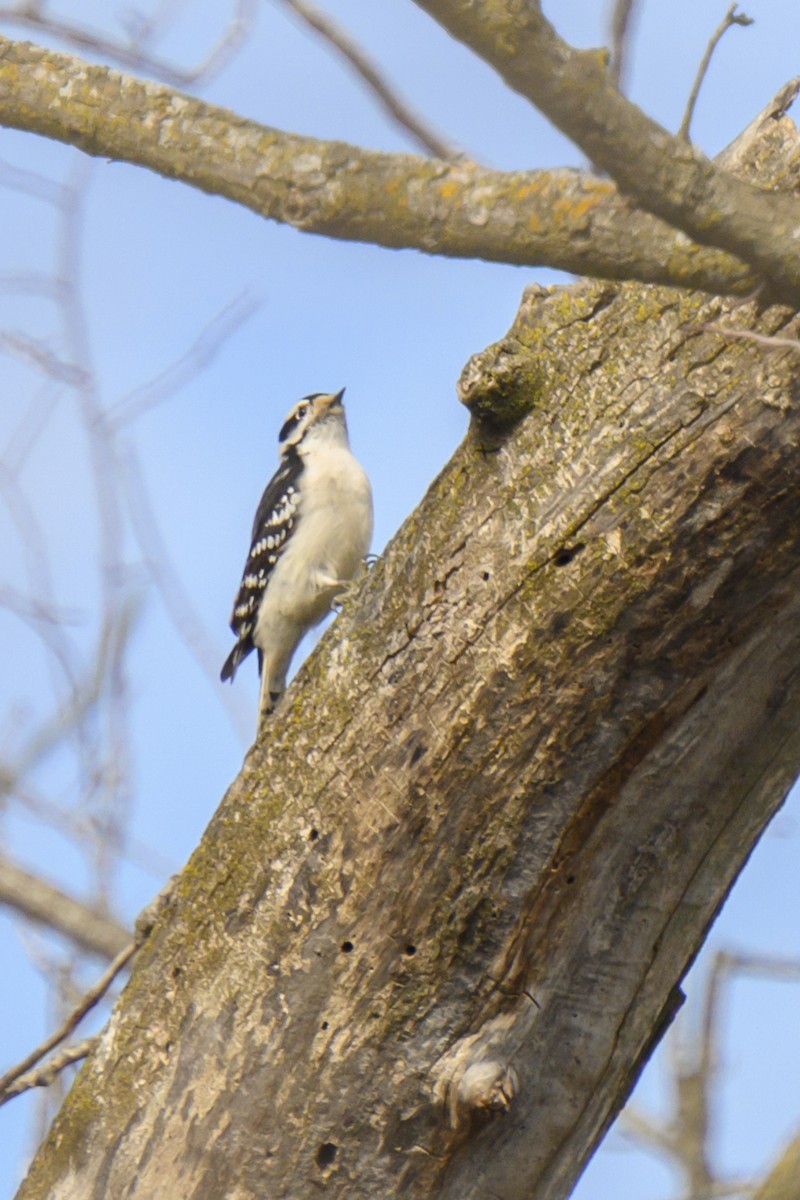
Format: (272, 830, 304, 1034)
(221, 389, 373, 727)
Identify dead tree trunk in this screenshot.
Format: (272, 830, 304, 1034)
(16, 104, 800, 1200)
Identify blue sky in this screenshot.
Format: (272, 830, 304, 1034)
(1, 0, 799, 1194)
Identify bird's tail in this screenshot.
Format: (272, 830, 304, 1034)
(220, 641, 251, 683)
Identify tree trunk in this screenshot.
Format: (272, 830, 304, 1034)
(16, 104, 800, 1200)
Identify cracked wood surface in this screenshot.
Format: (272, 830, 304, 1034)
(16, 108, 800, 1200)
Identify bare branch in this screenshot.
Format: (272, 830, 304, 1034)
(2, 381, 62, 474)
(4, 776, 173, 880)
(0, 155, 67, 204)
(0, 1038, 97, 1103)
(0, 36, 769, 300)
(273, 0, 460, 159)
(608, 0, 640, 93)
(0, 446, 82, 691)
(679, 5, 754, 142)
(0, 271, 62, 299)
(0, 940, 136, 1104)
(108, 291, 259, 428)
(0, 0, 258, 87)
(624, 948, 800, 1199)
(618, 1105, 679, 1157)
(0, 856, 131, 959)
(118, 441, 253, 743)
(0, 599, 140, 790)
(410, 1, 800, 305)
(0, 329, 88, 386)
(718, 950, 800, 983)
(700, 324, 800, 352)
(0, 586, 78, 629)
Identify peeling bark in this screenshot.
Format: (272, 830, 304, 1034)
(15, 107, 800, 1200)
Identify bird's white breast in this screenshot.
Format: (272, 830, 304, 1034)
(259, 441, 373, 629)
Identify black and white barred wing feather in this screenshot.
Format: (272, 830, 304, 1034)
(220, 450, 303, 683)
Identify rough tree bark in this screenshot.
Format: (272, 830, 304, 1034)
(15, 94, 800, 1198)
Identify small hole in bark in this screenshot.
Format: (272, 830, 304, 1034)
(316, 1142, 337, 1169)
(308, 828, 319, 841)
(404, 944, 417, 956)
(341, 940, 354, 953)
(553, 542, 585, 567)
(566, 874, 575, 884)
(481, 570, 490, 581)
(321, 1020, 329, 1030)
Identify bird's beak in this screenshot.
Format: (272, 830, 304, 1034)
(319, 388, 345, 415)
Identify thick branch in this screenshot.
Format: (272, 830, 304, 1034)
(411, 0, 800, 305)
(0, 35, 762, 297)
(0, 856, 130, 959)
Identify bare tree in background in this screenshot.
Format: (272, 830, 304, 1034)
(0, 0, 257, 1153)
(0, 2, 799, 1197)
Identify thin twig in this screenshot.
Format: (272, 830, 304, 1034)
(0, 156, 67, 205)
(608, 0, 640, 93)
(108, 291, 259, 428)
(2, 381, 62, 473)
(618, 1104, 679, 1156)
(0, 1038, 98, 1102)
(0, 940, 136, 1103)
(273, 0, 459, 159)
(722, 951, 800, 982)
(118, 443, 253, 744)
(0, 329, 89, 386)
(701, 324, 800, 352)
(3, 776, 174, 879)
(679, 4, 754, 141)
(0, 0, 257, 87)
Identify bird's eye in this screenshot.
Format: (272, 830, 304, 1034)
(279, 401, 311, 445)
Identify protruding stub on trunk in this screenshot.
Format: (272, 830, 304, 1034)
(458, 281, 619, 449)
(432, 1012, 521, 1132)
(458, 341, 542, 448)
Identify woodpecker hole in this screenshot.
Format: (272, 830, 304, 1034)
(553, 542, 585, 567)
(340, 940, 354, 953)
(308, 828, 319, 841)
(404, 944, 417, 957)
(316, 1142, 338, 1169)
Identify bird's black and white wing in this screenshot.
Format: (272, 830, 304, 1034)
(220, 448, 303, 683)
